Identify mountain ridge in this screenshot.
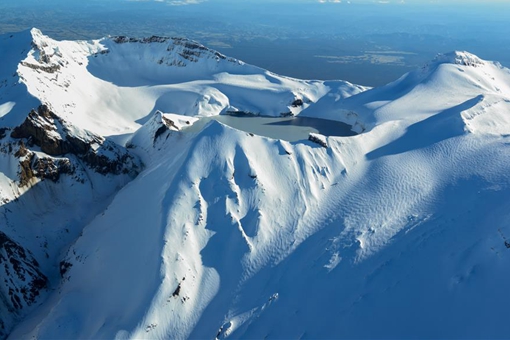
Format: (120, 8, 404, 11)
(1, 28, 510, 339)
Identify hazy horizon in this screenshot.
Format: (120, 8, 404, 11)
(1, 0, 509, 86)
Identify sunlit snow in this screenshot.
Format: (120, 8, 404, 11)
(1, 29, 510, 339)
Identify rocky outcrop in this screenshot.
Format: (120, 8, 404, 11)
(20, 61, 60, 74)
(0, 231, 48, 339)
(11, 105, 72, 155)
(11, 105, 106, 157)
(0, 105, 142, 337)
(32, 155, 74, 183)
(308, 133, 328, 148)
(153, 114, 180, 143)
(113, 35, 170, 44)
(9, 140, 75, 187)
(0, 106, 142, 337)
(17, 151, 34, 188)
(291, 99, 304, 107)
(10, 105, 141, 184)
(111, 35, 232, 67)
(19, 34, 64, 74)
(146, 111, 189, 145)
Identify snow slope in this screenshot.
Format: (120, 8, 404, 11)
(1, 29, 364, 138)
(1, 29, 510, 339)
(0, 103, 141, 337)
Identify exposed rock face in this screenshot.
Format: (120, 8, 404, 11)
(0, 106, 141, 338)
(111, 35, 232, 66)
(0, 231, 48, 340)
(8, 140, 75, 187)
(11, 105, 71, 156)
(154, 114, 179, 143)
(131, 111, 187, 147)
(0, 105, 142, 338)
(291, 98, 304, 107)
(308, 133, 328, 148)
(113, 35, 170, 44)
(20, 61, 60, 74)
(19, 36, 64, 74)
(17, 151, 34, 188)
(32, 155, 74, 183)
(10, 105, 141, 184)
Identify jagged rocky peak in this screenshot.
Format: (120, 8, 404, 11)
(21, 28, 64, 73)
(9, 105, 141, 183)
(0, 230, 48, 339)
(29, 27, 45, 42)
(29, 28, 48, 53)
(434, 51, 485, 67)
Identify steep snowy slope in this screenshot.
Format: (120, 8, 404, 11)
(2, 29, 510, 339)
(0, 28, 365, 338)
(0, 103, 141, 338)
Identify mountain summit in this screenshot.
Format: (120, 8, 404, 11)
(434, 50, 485, 67)
(1, 29, 510, 339)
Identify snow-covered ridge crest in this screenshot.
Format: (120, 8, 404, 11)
(20, 27, 240, 79)
(109, 34, 236, 66)
(21, 28, 69, 73)
(90, 30, 249, 85)
(1, 27, 350, 137)
(433, 51, 485, 67)
(329, 49, 510, 132)
(25, 27, 237, 68)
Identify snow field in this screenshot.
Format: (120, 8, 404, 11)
(1, 29, 510, 339)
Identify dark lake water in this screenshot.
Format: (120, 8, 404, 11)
(212, 115, 356, 142)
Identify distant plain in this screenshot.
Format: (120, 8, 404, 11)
(1, 0, 509, 86)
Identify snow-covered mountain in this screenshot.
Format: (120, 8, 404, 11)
(1, 28, 510, 339)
